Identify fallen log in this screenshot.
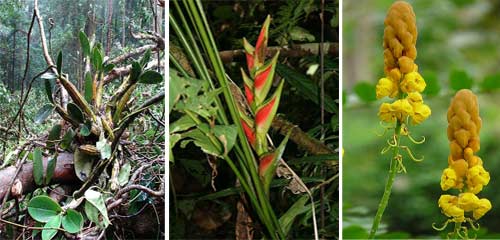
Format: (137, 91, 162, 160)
(0, 152, 78, 201)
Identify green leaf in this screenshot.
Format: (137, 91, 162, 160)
(79, 124, 91, 137)
(92, 45, 103, 71)
(481, 73, 500, 92)
(79, 31, 91, 57)
(353, 82, 376, 103)
(42, 214, 61, 240)
(84, 73, 93, 103)
(422, 71, 440, 96)
(44, 78, 54, 104)
(279, 195, 309, 235)
(67, 103, 84, 124)
(56, 51, 63, 75)
(138, 70, 163, 84)
(276, 64, 338, 113)
(74, 148, 95, 181)
(60, 129, 75, 150)
(213, 125, 237, 156)
(35, 104, 55, 124)
(449, 69, 473, 91)
(118, 162, 131, 186)
(290, 26, 315, 42)
(140, 49, 152, 67)
(84, 189, 110, 227)
(103, 63, 115, 73)
(343, 225, 369, 239)
(181, 127, 221, 157)
(44, 155, 57, 185)
(96, 136, 111, 160)
(170, 115, 196, 133)
(28, 196, 62, 222)
(130, 61, 142, 82)
(61, 209, 83, 234)
(84, 200, 100, 225)
(47, 124, 62, 149)
(33, 148, 44, 186)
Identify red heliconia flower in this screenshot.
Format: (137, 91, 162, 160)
(259, 153, 274, 177)
(254, 63, 272, 90)
(241, 118, 256, 147)
(255, 97, 276, 129)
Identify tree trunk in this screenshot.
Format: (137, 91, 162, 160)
(105, 0, 114, 55)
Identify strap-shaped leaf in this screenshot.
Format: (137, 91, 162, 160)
(33, 148, 44, 186)
(79, 31, 91, 58)
(253, 52, 279, 106)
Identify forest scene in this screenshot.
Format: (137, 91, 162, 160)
(0, 0, 164, 239)
(169, 0, 339, 239)
(343, 0, 500, 239)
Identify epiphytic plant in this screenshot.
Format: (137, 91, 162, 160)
(433, 89, 491, 239)
(369, 1, 431, 238)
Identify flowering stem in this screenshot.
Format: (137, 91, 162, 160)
(453, 222, 461, 239)
(368, 121, 402, 239)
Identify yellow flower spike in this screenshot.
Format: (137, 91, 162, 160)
(473, 198, 491, 220)
(438, 89, 491, 235)
(400, 71, 426, 93)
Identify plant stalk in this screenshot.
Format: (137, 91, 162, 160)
(368, 121, 402, 239)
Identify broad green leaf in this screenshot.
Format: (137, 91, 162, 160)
(61, 209, 83, 234)
(67, 103, 84, 124)
(181, 128, 221, 157)
(84, 189, 110, 227)
(276, 64, 338, 113)
(79, 124, 90, 137)
(56, 51, 62, 75)
(481, 73, 500, 91)
(96, 136, 111, 160)
(117, 162, 131, 186)
(353, 82, 376, 103)
(84, 200, 100, 225)
(169, 70, 183, 113)
(279, 195, 309, 235)
(130, 61, 142, 81)
(42, 214, 61, 240)
(170, 133, 182, 163)
(44, 154, 57, 185)
(28, 196, 62, 222)
(138, 70, 163, 84)
(140, 49, 152, 67)
(449, 70, 473, 91)
(213, 125, 237, 155)
(44, 78, 54, 104)
(47, 124, 62, 149)
(92, 45, 103, 71)
(84, 73, 93, 103)
(343, 225, 369, 239)
(74, 148, 95, 181)
(60, 129, 75, 150)
(33, 148, 44, 186)
(103, 63, 115, 73)
(79, 31, 91, 57)
(35, 104, 55, 124)
(422, 71, 440, 96)
(290, 26, 315, 42)
(170, 115, 196, 133)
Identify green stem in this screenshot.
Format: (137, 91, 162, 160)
(453, 222, 461, 239)
(368, 121, 402, 239)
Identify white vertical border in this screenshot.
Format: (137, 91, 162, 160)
(164, 0, 170, 239)
(338, 0, 343, 238)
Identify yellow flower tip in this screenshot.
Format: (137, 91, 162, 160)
(388, 68, 402, 82)
(378, 102, 395, 122)
(458, 192, 479, 212)
(398, 56, 414, 74)
(440, 168, 457, 191)
(473, 198, 491, 220)
(450, 159, 468, 178)
(376, 77, 397, 99)
(401, 71, 426, 93)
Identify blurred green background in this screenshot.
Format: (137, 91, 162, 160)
(343, 0, 500, 238)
